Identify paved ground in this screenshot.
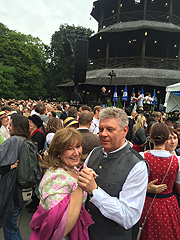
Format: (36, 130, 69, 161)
(0, 206, 34, 240)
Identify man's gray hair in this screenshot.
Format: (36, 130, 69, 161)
(99, 107, 128, 129)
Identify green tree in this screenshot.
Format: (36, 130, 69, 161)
(0, 23, 49, 99)
(47, 24, 94, 99)
(0, 63, 23, 99)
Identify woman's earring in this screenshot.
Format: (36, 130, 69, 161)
(57, 155, 60, 159)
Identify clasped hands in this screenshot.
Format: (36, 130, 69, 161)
(77, 166, 98, 195)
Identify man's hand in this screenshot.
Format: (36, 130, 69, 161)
(147, 179, 167, 194)
(77, 167, 98, 195)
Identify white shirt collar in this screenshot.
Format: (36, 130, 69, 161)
(77, 127, 89, 130)
(102, 140, 128, 157)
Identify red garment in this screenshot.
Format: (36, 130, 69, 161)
(140, 152, 180, 240)
(132, 144, 142, 153)
(30, 128, 45, 138)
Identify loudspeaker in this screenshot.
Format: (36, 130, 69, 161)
(63, 40, 74, 56)
(74, 39, 88, 84)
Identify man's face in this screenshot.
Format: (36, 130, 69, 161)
(154, 116, 160, 122)
(10, 103, 15, 109)
(102, 87, 106, 92)
(1, 116, 9, 127)
(99, 118, 128, 154)
(65, 104, 69, 111)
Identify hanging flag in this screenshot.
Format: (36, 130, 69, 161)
(152, 89, 157, 106)
(122, 85, 128, 101)
(141, 86, 144, 98)
(113, 85, 118, 102)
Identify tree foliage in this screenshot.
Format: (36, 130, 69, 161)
(0, 63, 23, 99)
(0, 22, 94, 100)
(0, 23, 49, 99)
(47, 24, 94, 98)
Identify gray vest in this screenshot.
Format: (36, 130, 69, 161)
(86, 144, 144, 240)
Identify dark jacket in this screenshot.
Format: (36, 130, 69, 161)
(77, 128, 100, 155)
(30, 129, 46, 152)
(60, 111, 68, 121)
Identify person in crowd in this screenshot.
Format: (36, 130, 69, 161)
(174, 122, 180, 155)
(54, 104, 62, 118)
(99, 87, 111, 108)
(0, 111, 10, 140)
(28, 114, 46, 153)
(23, 106, 31, 115)
(68, 106, 78, 119)
(77, 106, 148, 240)
(77, 110, 100, 155)
(130, 110, 137, 121)
(134, 91, 143, 110)
(139, 123, 180, 240)
(151, 111, 161, 122)
(1, 105, 14, 117)
(129, 92, 136, 111)
(30, 128, 94, 239)
(78, 105, 91, 113)
(131, 114, 147, 152)
(48, 111, 57, 118)
(63, 117, 79, 129)
(165, 127, 180, 205)
(38, 105, 49, 126)
(60, 102, 70, 121)
(143, 92, 153, 111)
(0, 115, 30, 240)
(27, 114, 46, 213)
(45, 118, 62, 146)
(89, 105, 103, 135)
(0, 111, 10, 132)
(143, 121, 157, 151)
(124, 108, 135, 141)
(177, 112, 180, 123)
(165, 115, 179, 128)
(8, 101, 16, 110)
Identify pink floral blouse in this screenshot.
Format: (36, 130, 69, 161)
(39, 167, 87, 210)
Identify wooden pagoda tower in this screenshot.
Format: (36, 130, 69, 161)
(82, 0, 180, 102)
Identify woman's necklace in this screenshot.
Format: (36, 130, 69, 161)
(64, 165, 79, 173)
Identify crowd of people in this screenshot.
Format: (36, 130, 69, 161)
(0, 96, 179, 240)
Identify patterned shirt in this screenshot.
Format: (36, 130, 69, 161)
(39, 167, 87, 210)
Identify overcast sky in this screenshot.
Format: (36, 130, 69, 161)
(0, 0, 98, 45)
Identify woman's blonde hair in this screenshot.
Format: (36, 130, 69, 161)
(134, 114, 146, 133)
(41, 127, 84, 170)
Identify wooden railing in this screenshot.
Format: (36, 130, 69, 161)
(87, 57, 179, 71)
(102, 11, 180, 28)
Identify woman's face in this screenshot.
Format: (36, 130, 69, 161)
(1, 116, 9, 128)
(28, 120, 37, 130)
(59, 140, 82, 169)
(165, 133, 178, 153)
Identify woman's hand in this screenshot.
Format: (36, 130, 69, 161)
(10, 160, 19, 170)
(147, 179, 167, 194)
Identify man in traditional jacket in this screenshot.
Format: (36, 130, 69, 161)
(78, 106, 148, 240)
